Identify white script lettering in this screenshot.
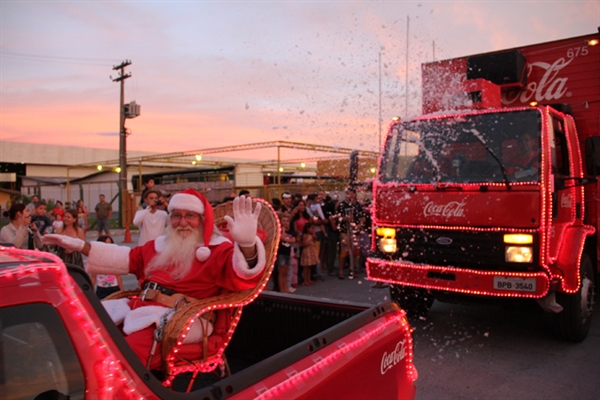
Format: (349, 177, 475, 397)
(381, 340, 407, 375)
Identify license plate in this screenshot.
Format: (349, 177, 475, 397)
(493, 276, 536, 292)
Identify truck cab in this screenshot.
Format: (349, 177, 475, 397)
(368, 32, 600, 342)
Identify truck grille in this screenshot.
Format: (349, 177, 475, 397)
(381, 228, 539, 272)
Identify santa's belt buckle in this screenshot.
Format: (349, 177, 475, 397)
(141, 283, 160, 301)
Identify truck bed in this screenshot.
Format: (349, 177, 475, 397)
(175, 293, 377, 391)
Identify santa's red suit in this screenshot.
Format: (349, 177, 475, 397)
(87, 230, 266, 369)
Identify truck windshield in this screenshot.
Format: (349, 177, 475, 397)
(380, 110, 541, 184)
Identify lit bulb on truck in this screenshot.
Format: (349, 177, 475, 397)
(505, 246, 533, 263)
(380, 238, 397, 253)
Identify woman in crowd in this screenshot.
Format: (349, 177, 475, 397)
(0, 203, 42, 249)
(55, 208, 86, 267)
(50, 200, 65, 220)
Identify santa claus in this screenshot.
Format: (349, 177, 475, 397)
(42, 188, 266, 369)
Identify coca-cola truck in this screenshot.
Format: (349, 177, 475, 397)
(367, 31, 600, 342)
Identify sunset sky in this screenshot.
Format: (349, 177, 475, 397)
(1, 1, 598, 161)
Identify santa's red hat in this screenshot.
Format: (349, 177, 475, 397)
(168, 188, 214, 261)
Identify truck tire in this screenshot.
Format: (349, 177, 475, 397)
(390, 284, 434, 318)
(554, 254, 596, 342)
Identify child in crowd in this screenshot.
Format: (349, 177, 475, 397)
(51, 213, 64, 233)
(300, 223, 318, 286)
(91, 236, 124, 299)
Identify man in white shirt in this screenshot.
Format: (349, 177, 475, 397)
(133, 189, 168, 246)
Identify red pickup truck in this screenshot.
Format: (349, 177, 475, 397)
(0, 246, 417, 399)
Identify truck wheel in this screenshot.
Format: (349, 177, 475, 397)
(554, 254, 596, 342)
(390, 285, 434, 318)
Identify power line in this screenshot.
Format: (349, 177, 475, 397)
(0, 51, 118, 66)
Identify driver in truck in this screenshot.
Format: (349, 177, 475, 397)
(508, 131, 540, 179)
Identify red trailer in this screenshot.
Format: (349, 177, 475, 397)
(368, 31, 600, 342)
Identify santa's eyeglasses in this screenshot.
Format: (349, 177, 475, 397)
(170, 212, 200, 222)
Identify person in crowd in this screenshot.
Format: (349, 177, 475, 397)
(42, 190, 266, 370)
(54, 209, 86, 268)
(26, 195, 39, 212)
(280, 192, 293, 214)
(291, 199, 311, 234)
(335, 187, 365, 280)
(49, 200, 65, 220)
(0, 203, 42, 249)
(31, 201, 53, 236)
(76, 200, 89, 231)
(95, 194, 112, 236)
(133, 189, 169, 246)
(276, 215, 296, 294)
(291, 199, 311, 285)
(91, 236, 124, 299)
(238, 189, 251, 198)
(140, 178, 156, 208)
(300, 222, 318, 286)
(52, 213, 64, 233)
(305, 193, 326, 281)
(156, 191, 170, 212)
(321, 193, 339, 276)
(270, 198, 282, 212)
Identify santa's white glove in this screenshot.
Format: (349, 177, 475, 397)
(224, 196, 261, 247)
(41, 234, 85, 252)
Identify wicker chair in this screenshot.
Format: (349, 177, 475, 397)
(106, 198, 280, 390)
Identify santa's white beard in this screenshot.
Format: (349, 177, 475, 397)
(147, 224, 202, 278)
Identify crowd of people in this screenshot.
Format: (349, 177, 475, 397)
(269, 186, 381, 293)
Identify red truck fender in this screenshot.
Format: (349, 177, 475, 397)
(553, 224, 595, 292)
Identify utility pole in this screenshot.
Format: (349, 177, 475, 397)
(112, 60, 131, 229)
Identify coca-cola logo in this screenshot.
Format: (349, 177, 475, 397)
(423, 201, 466, 218)
(503, 57, 573, 105)
(381, 340, 406, 375)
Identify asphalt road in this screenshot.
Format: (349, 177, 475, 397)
(292, 271, 600, 400)
(104, 231, 600, 399)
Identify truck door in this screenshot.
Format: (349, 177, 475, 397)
(548, 115, 576, 261)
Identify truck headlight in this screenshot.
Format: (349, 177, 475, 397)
(379, 238, 397, 253)
(505, 246, 533, 263)
(376, 227, 397, 253)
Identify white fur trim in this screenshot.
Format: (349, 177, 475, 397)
(102, 298, 131, 325)
(87, 241, 131, 275)
(123, 305, 171, 335)
(154, 235, 166, 252)
(169, 193, 205, 215)
(120, 305, 213, 343)
(196, 247, 211, 262)
(209, 234, 231, 246)
(182, 317, 214, 344)
(232, 237, 266, 280)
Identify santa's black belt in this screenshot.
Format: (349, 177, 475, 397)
(142, 281, 177, 296)
(140, 281, 194, 309)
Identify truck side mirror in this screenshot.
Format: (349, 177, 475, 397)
(585, 137, 600, 176)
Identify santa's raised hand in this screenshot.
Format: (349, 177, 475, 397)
(224, 196, 261, 247)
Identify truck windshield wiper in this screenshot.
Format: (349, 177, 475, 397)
(466, 129, 511, 190)
(434, 183, 463, 191)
